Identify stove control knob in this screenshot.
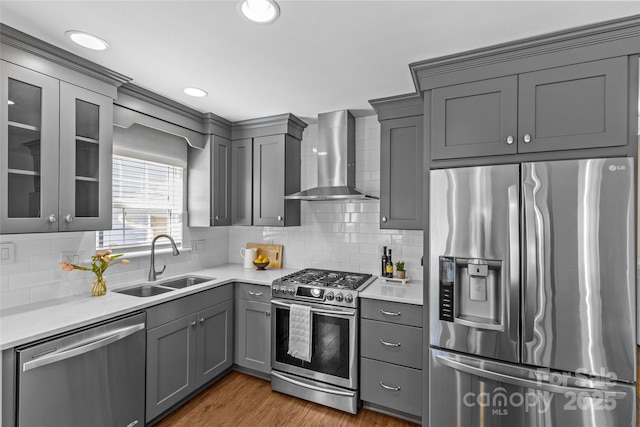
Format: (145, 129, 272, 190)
(326, 292, 334, 301)
(335, 293, 344, 302)
(288, 287, 295, 295)
(345, 294, 354, 303)
(272, 286, 279, 294)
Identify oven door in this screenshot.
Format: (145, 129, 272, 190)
(271, 299, 357, 390)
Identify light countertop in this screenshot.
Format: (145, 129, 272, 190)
(0, 264, 296, 351)
(359, 276, 423, 306)
(1, 265, 424, 351)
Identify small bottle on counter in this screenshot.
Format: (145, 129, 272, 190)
(385, 249, 394, 277)
(381, 246, 388, 277)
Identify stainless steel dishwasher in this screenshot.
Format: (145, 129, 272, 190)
(16, 312, 146, 427)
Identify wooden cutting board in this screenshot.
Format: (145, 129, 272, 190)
(246, 243, 283, 269)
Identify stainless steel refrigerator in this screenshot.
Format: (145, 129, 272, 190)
(429, 158, 636, 427)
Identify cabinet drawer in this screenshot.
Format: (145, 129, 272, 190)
(361, 357, 422, 417)
(361, 319, 422, 369)
(361, 299, 422, 327)
(147, 284, 233, 329)
(234, 282, 271, 303)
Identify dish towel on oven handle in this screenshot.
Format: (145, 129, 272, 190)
(288, 303, 312, 362)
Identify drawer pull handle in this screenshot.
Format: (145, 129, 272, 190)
(379, 382, 401, 391)
(380, 339, 401, 347)
(248, 291, 263, 296)
(380, 309, 401, 316)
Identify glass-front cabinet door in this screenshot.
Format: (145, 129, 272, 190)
(58, 82, 112, 231)
(1, 60, 60, 233)
(1, 60, 113, 233)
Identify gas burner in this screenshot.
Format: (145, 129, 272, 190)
(272, 268, 375, 308)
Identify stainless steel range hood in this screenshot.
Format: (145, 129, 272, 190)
(285, 110, 378, 201)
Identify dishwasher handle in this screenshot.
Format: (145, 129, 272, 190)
(22, 323, 145, 372)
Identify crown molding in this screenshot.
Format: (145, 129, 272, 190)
(369, 92, 424, 121)
(232, 113, 308, 140)
(410, 14, 640, 91)
(0, 23, 131, 87)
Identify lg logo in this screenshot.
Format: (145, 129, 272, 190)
(608, 165, 627, 172)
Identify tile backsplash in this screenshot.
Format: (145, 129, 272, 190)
(0, 115, 424, 310)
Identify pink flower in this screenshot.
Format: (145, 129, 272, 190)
(104, 255, 112, 262)
(120, 259, 131, 265)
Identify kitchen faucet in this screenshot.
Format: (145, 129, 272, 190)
(149, 234, 180, 281)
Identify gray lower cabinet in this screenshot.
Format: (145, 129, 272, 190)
(431, 56, 629, 160)
(360, 299, 423, 420)
(145, 285, 233, 422)
(234, 283, 271, 375)
(380, 115, 424, 229)
(253, 134, 301, 226)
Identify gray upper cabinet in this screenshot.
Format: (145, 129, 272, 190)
(253, 134, 301, 227)
(1, 60, 113, 234)
(211, 136, 231, 226)
(517, 57, 628, 153)
(231, 138, 253, 225)
(431, 57, 628, 160)
(371, 93, 424, 230)
(380, 115, 424, 230)
(431, 76, 518, 160)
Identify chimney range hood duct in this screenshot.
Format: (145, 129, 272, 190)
(285, 110, 378, 201)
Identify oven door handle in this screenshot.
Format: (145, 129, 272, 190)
(271, 371, 356, 397)
(271, 300, 356, 317)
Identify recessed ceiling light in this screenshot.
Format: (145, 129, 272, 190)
(183, 87, 208, 98)
(238, 0, 280, 24)
(65, 30, 109, 51)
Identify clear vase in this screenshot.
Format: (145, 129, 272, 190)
(92, 275, 107, 297)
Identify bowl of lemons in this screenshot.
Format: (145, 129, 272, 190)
(253, 254, 270, 270)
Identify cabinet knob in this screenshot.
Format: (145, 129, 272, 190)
(277, 215, 283, 222)
(506, 135, 514, 145)
(64, 214, 73, 223)
(214, 216, 219, 222)
(47, 214, 57, 224)
(382, 216, 387, 223)
(199, 318, 205, 324)
(266, 311, 271, 317)
(191, 321, 197, 327)
(523, 134, 532, 143)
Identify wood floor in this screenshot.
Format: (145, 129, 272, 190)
(156, 371, 419, 427)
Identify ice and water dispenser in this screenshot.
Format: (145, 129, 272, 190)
(438, 256, 504, 331)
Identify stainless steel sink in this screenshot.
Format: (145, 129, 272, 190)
(159, 276, 213, 289)
(114, 285, 175, 297)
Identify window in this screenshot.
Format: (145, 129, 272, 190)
(97, 155, 183, 250)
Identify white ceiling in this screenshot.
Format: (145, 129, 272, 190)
(1, 1, 638, 123)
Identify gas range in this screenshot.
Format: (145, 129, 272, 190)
(271, 268, 375, 308)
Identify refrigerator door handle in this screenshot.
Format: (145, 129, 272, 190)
(522, 165, 539, 343)
(435, 354, 627, 399)
(507, 185, 519, 340)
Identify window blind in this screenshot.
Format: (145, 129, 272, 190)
(97, 155, 183, 250)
